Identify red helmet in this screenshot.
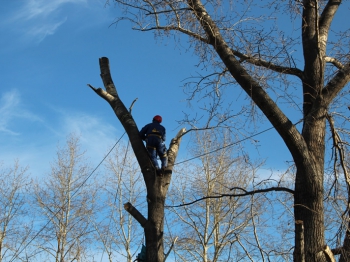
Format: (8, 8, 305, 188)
(153, 115, 162, 123)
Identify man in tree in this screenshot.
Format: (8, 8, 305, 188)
(105, 1, 350, 260)
(139, 115, 167, 175)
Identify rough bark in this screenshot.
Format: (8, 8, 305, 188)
(339, 221, 350, 261)
(186, 0, 347, 261)
(89, 57, 185, 262)
(294, 220, 305, 262)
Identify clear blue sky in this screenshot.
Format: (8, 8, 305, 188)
(2, 0, 336, 177)
(0, 0, 203, 176)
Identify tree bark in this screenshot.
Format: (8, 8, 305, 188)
(339, 221, 350, 262)
(89, 57, 185, 262)
(294, 220, 305, 262)
(186, 0, 345, 261)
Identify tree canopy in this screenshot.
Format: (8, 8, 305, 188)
(109, 1, 350, 261)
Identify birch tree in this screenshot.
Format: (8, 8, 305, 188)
(34, 135, 97, 262)
(96, 142, 146, 262)
(0, 161, 33, 262)
(168, 130, 263, 261)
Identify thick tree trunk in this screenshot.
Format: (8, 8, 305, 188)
(141, 128, 185, 262)
(293, 1, 328, 259)
(187, 1, 329, 261)
(145, 193, 166, 261)
(294, 165, 325, 261)
(294, 108, 327, 261)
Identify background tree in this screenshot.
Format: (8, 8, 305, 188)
(109, 1, 350, 261)
(0, 160, 34, 262)
(168, 129, 265, 261)
(323, 120, 350, 262)
(95, 142, 146, 262)
(33, 135, 98, 262)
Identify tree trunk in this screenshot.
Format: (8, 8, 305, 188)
(187, 0, 330, 260)
(89, 57, 185, 262)
(141, 128, 185, 262)
(293, 1, 328, 259)
(145, 192, 166, 261)
(293, 105, 327, 261)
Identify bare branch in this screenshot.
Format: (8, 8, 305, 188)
(167, 128, 186, 172)
(319, 0, 342, 37)
(129, 98, 138, 113)
(325, 56, 344, 69)
(87, 84, 115, 103)
(323, 61, 350, 105)
(322, 245, 336, 262)
(167, 186, 294, 208)
(231, 49, 304, 79)
(164, 236, 178, 261)
(124, 202, 148, 228)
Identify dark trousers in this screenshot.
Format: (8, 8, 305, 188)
(146, 136, 167, 169)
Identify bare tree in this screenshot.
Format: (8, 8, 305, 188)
(106, 1, 350, 261)
(0, 160, 34, 262)
(88, 57, 185, 262)
(167, 130, 264, 262)
(95, 142, 146, 262)
(33, 135, 98, 262)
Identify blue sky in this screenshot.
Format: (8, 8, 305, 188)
(0, 0, 203, 177)
(2, 0, 333, 178)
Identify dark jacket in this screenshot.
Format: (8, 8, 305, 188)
(139, 120, 166, 142)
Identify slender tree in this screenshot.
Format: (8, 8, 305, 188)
(168, 130, 264, 261)
(33, 135, 97, 262)
(0, 160, 33, 262)
(96, 142, 146, 262)
(108, 1, 350, 261)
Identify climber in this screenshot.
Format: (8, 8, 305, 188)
(139, 115, 167, 175)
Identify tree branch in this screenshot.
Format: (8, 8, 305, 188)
(136, 25, 209, 43)
(167, 186, 294, 208)
(87, 84, 115, 103)
(319, 0, 341, 35)
(331, 247, 343, 255)
(90, 57, 153, 178)
(166, 128, 186, 174)
(129, 98, 138, 113)
(187, 0, 309, 168)
(99, 57, 118, 97)
(231, 49, 304, 79)
(322, 245, 336, 262)
(325, 56, 344, 69)
(124, 202, 148, 228)
(164, 236, 178, 262)
(323, 61, 350, 105)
